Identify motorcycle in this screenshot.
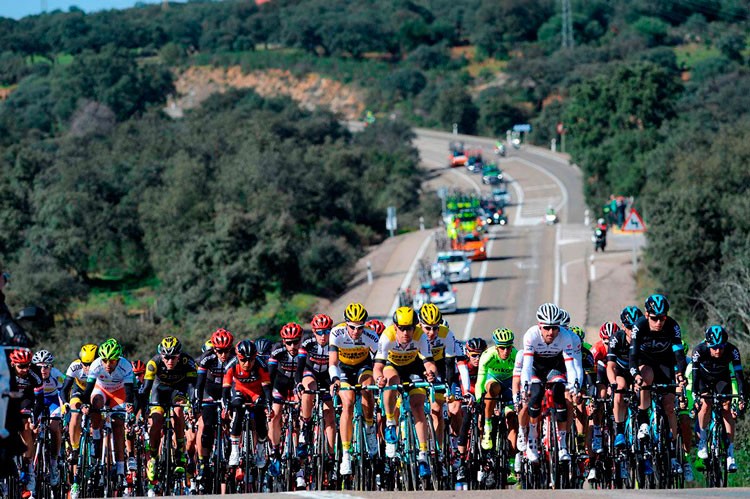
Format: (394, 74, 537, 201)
(544, 208, 558, 225)
(592, 228, 606, 252)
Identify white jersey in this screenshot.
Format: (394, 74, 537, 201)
(329, 323, 379, 366)
(40, 367, 66, 398)
(87, 357, 134, 391)
(520, 325, 582, 391)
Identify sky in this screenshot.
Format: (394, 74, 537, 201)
(1, 1, 187, 20)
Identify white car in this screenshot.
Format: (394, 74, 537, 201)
(414, 281, 458, 314)
(432, 251, 472, 283)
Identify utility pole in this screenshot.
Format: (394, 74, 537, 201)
(41, 0, 47, 14)
(561, 0, 574, 49)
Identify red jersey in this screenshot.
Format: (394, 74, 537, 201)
(223, 358, 270, 402)
(591, 340, 608, 364)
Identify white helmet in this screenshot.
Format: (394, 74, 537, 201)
(32, 349, 55, 365)
(557, 308, 571, 327)
(536, 303, 561, 326)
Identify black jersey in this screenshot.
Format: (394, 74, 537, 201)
(145, 353, 197, 387)
(629, 316, 686, 376)
(197, 349, 235, 386)
(298, 333, 329, 375)
(607, 329, 630, 370)
(692, 341, 744, 396)
(268, 342, 303, 380)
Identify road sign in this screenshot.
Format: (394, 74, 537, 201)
(621, 208, 646, 232)
(513, 124, 532, 133)
(556, 122, 565, 134)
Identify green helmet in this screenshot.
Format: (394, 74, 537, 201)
(492, 328, 514, 347)
(99, 338, 122, 360)
(571, 326, 585, 342)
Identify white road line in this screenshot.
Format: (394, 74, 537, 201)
(286, 492, 364, 499)
(554, 223, 561, 305)
(462, 231, 495, 340)
(562, 257, 587, 285)
(387, 232, 435, 321)
(512, 157, 569, 221)
(450, 167, 482, 194)
(523, 183, 559, 192)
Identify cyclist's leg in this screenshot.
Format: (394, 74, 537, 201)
(637, 365, 654, 433)
(108, 388, 128, 474)
(69, 395, 84, 455)
(338, 385, 355, 454)
(300, 373, 316, 425)
(410, 390, 428, 451)
(357, 368, 378, 456)
(90, 390, 106, 458)
(381, 366, 401, 424)
(482, 380, 501, 448)
(613, 374, 629, 441)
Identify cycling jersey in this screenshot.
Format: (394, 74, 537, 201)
(692, 340, 745, 398)
(65, 359, 89, 390)
(607, 329, 631, 371)
(475, 347, 517, 399)
(426, 325, 457, 385)
(38, 366, 65, 400)
(267, 342, 303, 380)
(87, 358, 134, 391)
(375, 324, 433, 367)
(298, 332, 329, 375)
(457, 358, 478, 396)
(222, 357, 271, 403)
(195, 349, 235, 402)
(520, 326, 582, 391)
(629, 316, 686, 378)
(330, 323, 379, 366)
(144, 353, 198, 387)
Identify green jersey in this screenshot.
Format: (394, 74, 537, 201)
(475, 347, 517, 399)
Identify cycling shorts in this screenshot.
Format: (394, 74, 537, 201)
(383, 360, 427, 395)
(639, 362, 675, 387)
(482, 377, 513, 404)
(302, 370, 332, 401)
(92, 385, 127, 413)
(43, 395, 62, 419)
(613, 364, 634, 385)
(272, 375, 295, 403)
(149, 383, 189, 416)
(339, 362, 373, 387)
(69, 386, 85, 408)
(198, 383, 223, 403)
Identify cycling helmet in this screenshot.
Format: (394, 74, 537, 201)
(620, 306, 644, 328)
(255, 338, 272, 356)
(705, 325, 728, 348)
(10, 348, 32, 365)
(311, 313, 334, 331)
(235, 340, 257, 360)
(418, 303, 442, 326)
(465, 338, 488, 354)
(158, 336, 182, 356)
(599, 322, 619, 341)
(280, 322, 303, 340)
(492, 328, 514, 347)
(202, 339, 213, 353)
(32, 349, 54, 365)
(211, 328, 234, 350)
(393, 306, 418, 328)
(536, 303, 561, 326)
(365, 319, 386, 336)
(79, 344, 98, 364)
(99, 338, 122, 360)
(557, 308, 571, 327)
(344, 302, 368, 323)
(644, 294, 669, 315)
(571, 326, 585, 342)
(132, 360, 146, 375)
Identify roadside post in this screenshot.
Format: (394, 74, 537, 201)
(367, 261, 373, 285)
(386, 206, 397, 238)
(620, 208, 647, 273)
(419, 216, 425, 231)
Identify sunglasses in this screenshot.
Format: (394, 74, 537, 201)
(313, 329, 331, 336)
(37, 364, 52, 369)
(649, 315, 667, 322)
(709, 344, 726, 350)
(163, 355, 179, 361)
(541, 325, 559, 331)
(215, 348, 230, 354)
(422, 324, 440, 331)
(82, 362, 92, 367)
(497, 345, 512, 350)
(346, 323, 365, 330)
(467, 353, 481, 359)
(397, 325, 416, 332)
(238, 357, 254, 363)
(16, 364, 30, 369)
(285, 340, 300, 346)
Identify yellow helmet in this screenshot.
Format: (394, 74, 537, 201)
(79, 344, 98, 364)
(418, 303, 442, 326)
(158, 336, 182, 356)
(393, 306, 418, 328)
(344, 302, 368, 323)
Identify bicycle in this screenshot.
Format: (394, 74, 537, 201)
(72, 409, 98, 498)
(303, 388, 336, 491)
(700, 392, 740, 487)
(475, 395, 511, 489)
(125, 413, 148, 497)
(32, 413, 60, 499)
(148, 401, 190, 496)
(265, 399, 300, 492)
(197, 401, 229, 494)
(226, 401, 263, 494)
(538, 380, 571, 489)
(640, 383, 682, 489)
(335, 384, 379, 491)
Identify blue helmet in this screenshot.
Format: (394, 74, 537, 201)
(620, 306, 644, 328)
(704, 325, 727, 348)
(644, 294, 669, 315)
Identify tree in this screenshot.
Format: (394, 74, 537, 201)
(435, 84, 479, 135)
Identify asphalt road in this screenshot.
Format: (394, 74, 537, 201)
(408, 129, 591, 348)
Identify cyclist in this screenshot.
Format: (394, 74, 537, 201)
(629, 294, 687, 474)
(194, 328, 235, 485)
(569, 326, 596, 464)
(31, 349, 65, 486)
(255, 338, 273, 369)
(61, 344, 98, 466)
(296, 314, 336, 469)
(268, 322, 305, 474)
(80, 338, 135, 482)
(607, 308, 640, 449)
(590, 322, 616, 455)
(418, 303, 458, 465)
(130, 360, 147, 417)
(328, 303, 379, 475)
(142, 336, 197, 488)
(520, 303, 582, 463)
(223, 340, 272, 470)
(677, 340, 695, 482)
(9, 348, 44, 494)
(476, 328, 517, 453)
(374, 306, 438, 478)
(694, 325, 746, 473)
(365, 319, 386, 336)
(455, 337, 487, 482)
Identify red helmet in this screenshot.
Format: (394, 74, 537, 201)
(131, 360, 146, 375)
(310, 314, 333, 331)
(280, 322, 303, 340)
(599, 321, 620, 341)
(10, 348, 32, 365)
(211, 328, 234, 350)
(365, 319, 386, 336)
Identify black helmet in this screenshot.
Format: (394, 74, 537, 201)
(620, 306, 644, 328)
(644, 294, 669, 315)
(254, 338, 272, 356)
(235, 340, 257, 360)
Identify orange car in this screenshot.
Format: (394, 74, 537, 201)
(452, 232, 487, 261)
